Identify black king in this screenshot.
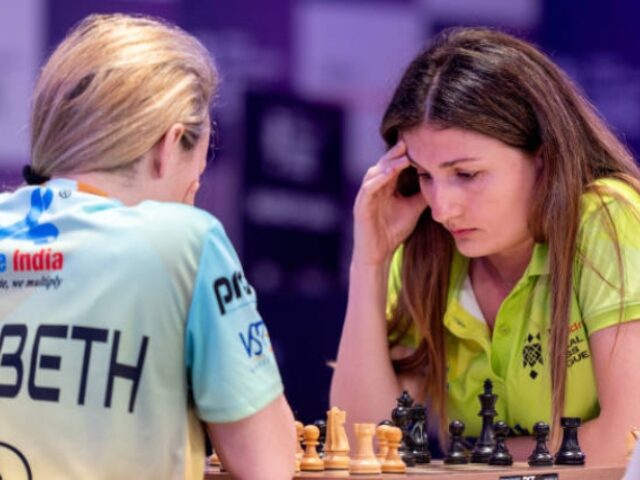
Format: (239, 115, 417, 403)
(471, 379, 498, 463)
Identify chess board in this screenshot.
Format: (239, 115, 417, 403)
(205, 460, 625, 479)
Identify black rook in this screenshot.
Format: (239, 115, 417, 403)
(554, 417, 586, 465)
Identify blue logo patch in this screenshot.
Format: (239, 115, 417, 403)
(0, 189, 59, 245)
(239, 320, 271, 358)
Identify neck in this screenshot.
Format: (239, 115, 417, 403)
(472, 238, 535, 290)
(63, 170, 149, 206)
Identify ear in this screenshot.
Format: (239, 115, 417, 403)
(151, 123, 185, 178)
(534, 155, 543, 173)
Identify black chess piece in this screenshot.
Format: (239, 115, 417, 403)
(528, 421, 553, 467)
(471, 379, 498, 463)
(409, 405, 431, 464)
(554, 417, 586, 465)
(391, 391, 415, 426)
(313, 419, 327, 456)
(488, 421, 513, 466)
(444, 420, 470, 465)
(391, 390, 416, 467)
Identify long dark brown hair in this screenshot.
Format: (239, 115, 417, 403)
(383, 27, 640, 439)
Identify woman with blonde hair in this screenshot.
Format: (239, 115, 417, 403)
(331, 27, 640, 464)
(0, 13, 295, 480)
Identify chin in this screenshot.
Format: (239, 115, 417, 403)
(454, 241, 490, 258)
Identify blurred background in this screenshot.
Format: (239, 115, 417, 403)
(1, 0, 639, 427)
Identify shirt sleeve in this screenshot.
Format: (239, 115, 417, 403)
(577, 182, 640, 336)
(184, 221, 283, 423)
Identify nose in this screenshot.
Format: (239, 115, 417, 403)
(423, 182, 463, 225)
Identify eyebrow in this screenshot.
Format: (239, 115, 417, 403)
(406, 153, 482, 170)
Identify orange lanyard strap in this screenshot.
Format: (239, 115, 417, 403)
(77, 182, 110, 198)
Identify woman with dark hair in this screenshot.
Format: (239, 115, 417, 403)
(331, 27, 640, 464)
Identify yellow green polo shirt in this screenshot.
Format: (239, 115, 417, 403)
(387, 178, 640, 437)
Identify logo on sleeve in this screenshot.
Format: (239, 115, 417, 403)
(238, 319, 272, 358)
(212, 271, 255, 315)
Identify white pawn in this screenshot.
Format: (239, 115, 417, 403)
(382, 426, 407, 474)
(376, 424, 391, 462)
(301, 425, 324, 471)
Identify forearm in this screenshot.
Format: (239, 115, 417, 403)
(330, 259, 402, 424)
(575, 415, 630, 465)
(208, 395, 297, 480)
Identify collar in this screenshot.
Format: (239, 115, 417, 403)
(523, 243, 549, 277)
(45, 178, 110, 198)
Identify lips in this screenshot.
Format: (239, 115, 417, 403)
(450, 228, 476, 237)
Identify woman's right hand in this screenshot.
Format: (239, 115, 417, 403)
(352, 141, 428, 267)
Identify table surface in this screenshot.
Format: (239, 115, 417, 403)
(205, 460, 626, 479)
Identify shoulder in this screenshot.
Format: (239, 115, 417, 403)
(579, 178, 640, 236)
(125, 201, 237, 272)
(580, 178, 640, 218)
(132, 201, 227, 246)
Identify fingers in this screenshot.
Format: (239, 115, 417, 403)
(381, 140, 407, 163)
(355, 141, 418, 218)
(363, 141, 410, 182)
(359, 157, 410, 200)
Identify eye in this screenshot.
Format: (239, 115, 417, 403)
(416, 171, 432, 182)
(456, 170, 478, 180)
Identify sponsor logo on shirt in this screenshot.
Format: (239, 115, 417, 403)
(0, 188, 60, 245)
(0, 188, 65, 277)
(567, 322, 590, 368)
(12, 248, 64, 272)
(212, 271, 255, 315)
(239, 319, 272, 359)
(0, 248, 64, 275)
(522, 332, 543, 380)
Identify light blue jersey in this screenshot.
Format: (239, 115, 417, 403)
(0, 179, 284, 480)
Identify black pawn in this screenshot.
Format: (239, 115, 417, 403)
(409, 405, 431, 464)
(444, 420, 470, 465)
(391, 390, 416, 467)
(554, 417, 585, 465)
(313, 419, 327, 456)
(488, 421, 513, 466)
(471, 379, 498, 463)
(528, 422, 553, 467)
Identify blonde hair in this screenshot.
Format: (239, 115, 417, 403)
(30, 13, 218, 177)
